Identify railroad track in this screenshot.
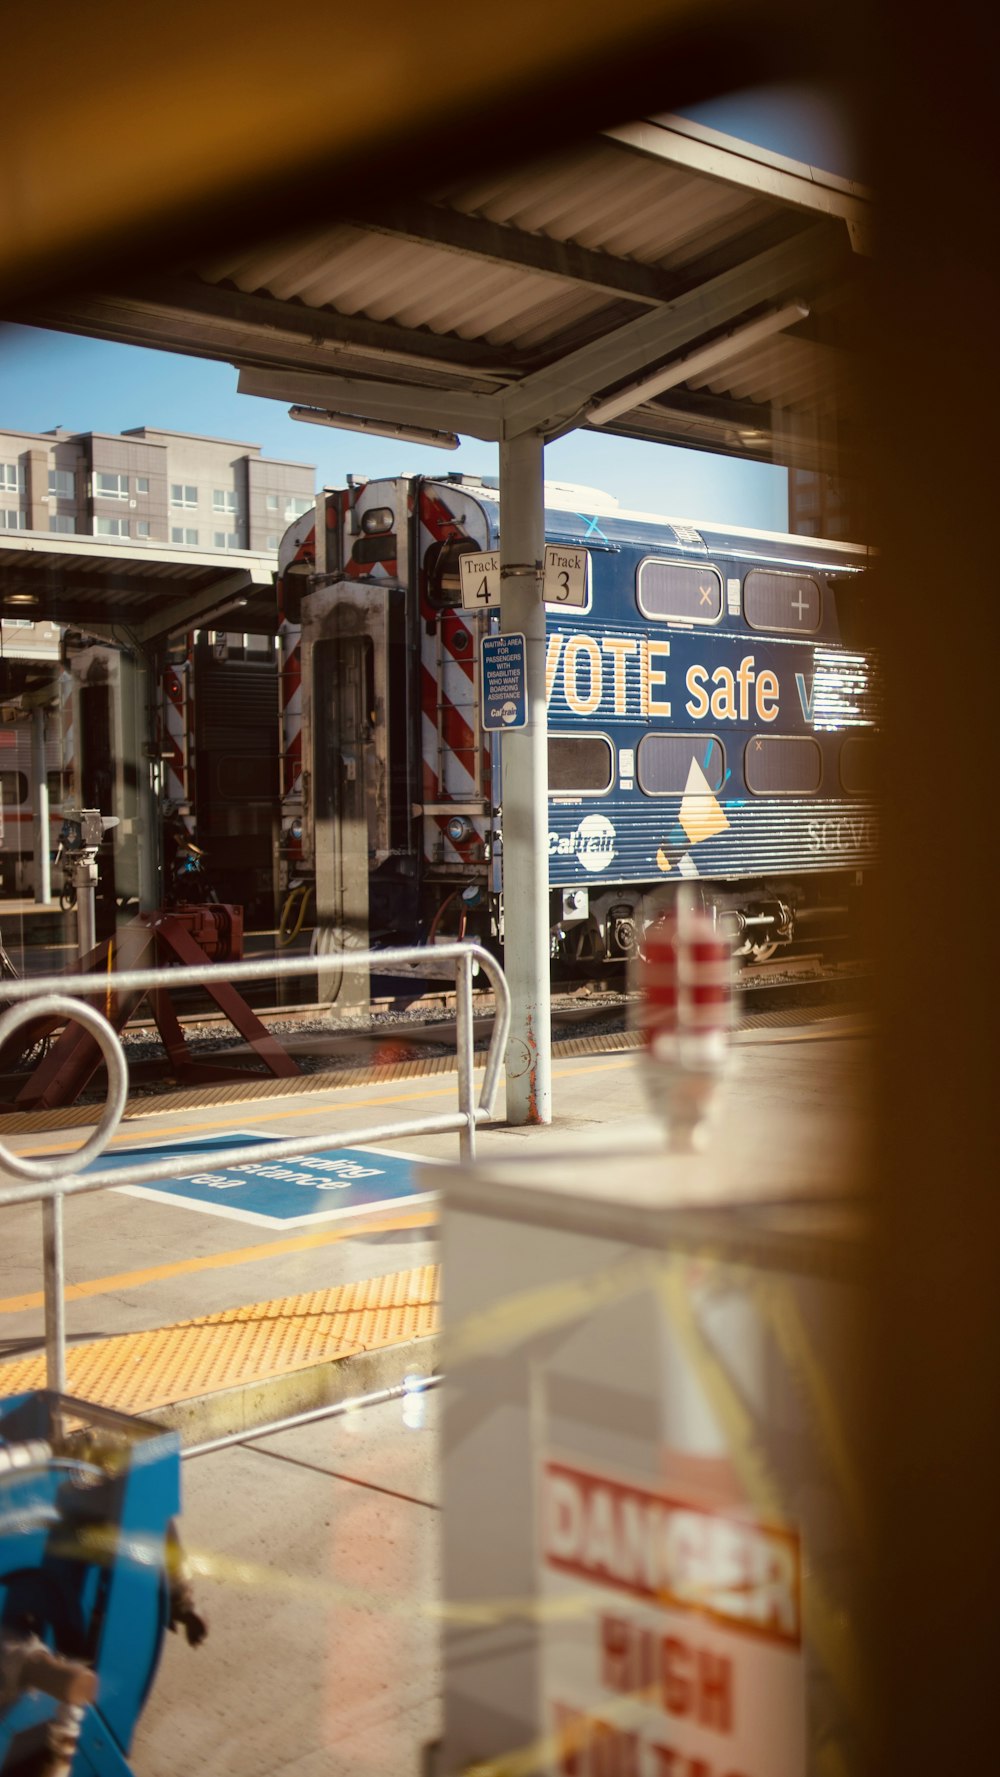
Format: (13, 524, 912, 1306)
(0, 949, 871, 1112)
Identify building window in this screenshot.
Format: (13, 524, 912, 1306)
(266, 534, 279, 550)
(284, 496, 313, 521)
(840, 734, 877, 796)
(0, 509, 27, 530)
(548, 734, 614, 794)
(638, 733, 726, 795)
(96, 515, 129, 537)
(744, 735, 822, 795)
(95, 471, 129, 500)
(136, 476, 150, 495)
(171, 484, 198, 508)
(266, 493, 280, 512)
(0, 771, 29, 805)
(744, 569, 821, 634)
(213, 489, 238, 513)
(213, 530, 241, 549)
(0, 463, 24, 493)
(171, 526, 198, 545)
(637, 559, 723, 624)
(135, 520, 151, 538)
(49, 514, 76, 533)
(48, 468, 76, 498)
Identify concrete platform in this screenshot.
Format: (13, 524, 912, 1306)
(0, 1015, 871, 1442)
(132, 1389, 442, 1777)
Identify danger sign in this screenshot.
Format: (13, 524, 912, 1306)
(539, 1459, 806, 1777)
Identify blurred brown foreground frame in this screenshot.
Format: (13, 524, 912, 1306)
(2, 2, 998, 1773)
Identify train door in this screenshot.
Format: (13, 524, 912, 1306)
(70, 646, 143, 932)
(190, 633, 279, 919)
(312, 634, 377, 996)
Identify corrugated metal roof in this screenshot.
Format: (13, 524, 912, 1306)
(0, 533, 278, 638)
(25, 116, 872, 479)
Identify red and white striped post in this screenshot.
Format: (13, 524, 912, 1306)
(638, 889, 734, 1152)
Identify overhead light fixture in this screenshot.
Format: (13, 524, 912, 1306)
(288, 406, 460, 450)
(587, 300, 810, 428)
(6, 593, 39, 606)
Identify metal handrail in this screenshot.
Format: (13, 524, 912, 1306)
(0, 941, 511, 1392)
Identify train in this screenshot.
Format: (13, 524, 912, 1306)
(0, 475, 877, 970)
(1, 631, 279, 927)
(276, 473, 877, 968)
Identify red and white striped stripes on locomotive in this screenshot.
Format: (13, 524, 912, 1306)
(277, 474, 877, 965)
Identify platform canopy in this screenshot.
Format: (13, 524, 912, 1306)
(0, 532, 278, 643)
(19, 114, 869, 482)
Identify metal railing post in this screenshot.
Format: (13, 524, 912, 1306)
(42, 1197, 67, 1392)
(455, 950, 476, 1162)
(0, 944, 514, 1371)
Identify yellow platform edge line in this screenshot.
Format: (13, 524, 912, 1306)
(0, 1266, 440, 1419)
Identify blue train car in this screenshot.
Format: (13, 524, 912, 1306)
(280, 475, 876, 968)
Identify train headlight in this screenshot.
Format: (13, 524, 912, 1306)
(446, 815, 473, 844)
(289, 818, 303, 842)
(361, 506, 394, 535)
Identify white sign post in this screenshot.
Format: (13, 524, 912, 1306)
(459, 549, 501, 610)
(543, 543, 589, 607)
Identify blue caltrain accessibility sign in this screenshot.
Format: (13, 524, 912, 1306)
(97, 1133, 434, 1228)
(481, 631, 527, 730)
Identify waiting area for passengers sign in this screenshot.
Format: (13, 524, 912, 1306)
(481, 631, 527, 730)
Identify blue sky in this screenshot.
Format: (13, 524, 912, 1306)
(0, 86, 856, 534)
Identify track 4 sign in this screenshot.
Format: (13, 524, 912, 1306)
(459, 550, 500, 609)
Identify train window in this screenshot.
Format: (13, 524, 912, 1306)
(424, 537, 479, 610)
(840, 733, 877, 795)
(744, 735, 822, 794)
(350, 534, 397, 565)
(548, 734, 614, 793)
(744, 569, 821, 634)
(636, 559, 723, 624)
(46, 770, 63, 800)
(637, 734, 725, 794)
(0, 771, 28, 804)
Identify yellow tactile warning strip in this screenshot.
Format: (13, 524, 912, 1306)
(0, 1060, 463, 1133)
(0, 1008, 868, 1135)
(0, 1266, 439, 1417)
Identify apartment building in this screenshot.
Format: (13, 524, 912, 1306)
(0, 425, 315, 551)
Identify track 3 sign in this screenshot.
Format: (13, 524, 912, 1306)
(481, 632, 527, 730)
(542, 544, 589, 607)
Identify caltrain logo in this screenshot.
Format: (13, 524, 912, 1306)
(549, 813, 617, 872)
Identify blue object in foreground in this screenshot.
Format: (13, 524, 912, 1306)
(0, 1390, 185, 1776)
(99, 1133, 434, 1227)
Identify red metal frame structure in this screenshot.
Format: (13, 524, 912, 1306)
(12, 913, 299, 1111)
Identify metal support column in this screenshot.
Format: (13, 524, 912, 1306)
(499, 429, 551, 1124)
(30, 706, 51, 905)
(42, 1197, 67, 1393)
(136, 647, 163, 913)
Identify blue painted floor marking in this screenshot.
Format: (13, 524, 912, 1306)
(99, 1133, 438, 1228)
